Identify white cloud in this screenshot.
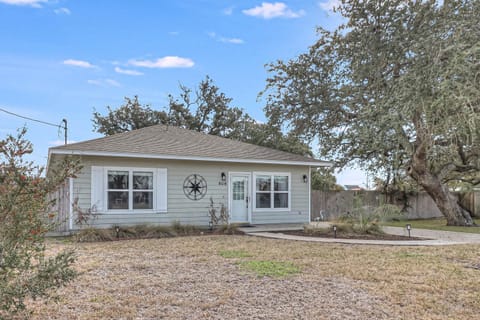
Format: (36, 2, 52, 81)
(54, 7, 71, 15)
(223, 7, 233, 15)
(63, 59, 95, 68)
(220, 37, 244, 44)
(0, 0, 47, 8)
(114, 66, 143, 76)
(128, 56, 194, 69)
(242, 2, 305, 19)
(168, 31, 179, 36)
(87, 78, 121, 87)
(318, 0, 340, 12)
(208, 32, 244, 45)
(104, 79, 120, 87)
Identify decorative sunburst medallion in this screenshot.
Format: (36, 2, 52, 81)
(183, 174, 207, 200)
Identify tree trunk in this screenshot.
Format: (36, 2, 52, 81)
(408, 135, 475, 226)
(409, 162, 475, 226)
(418, 176, 474, 226)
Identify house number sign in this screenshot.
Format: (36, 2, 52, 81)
(183, 174, 208, 200)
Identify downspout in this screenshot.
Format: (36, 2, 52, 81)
(308, 167, 312, 222)
(69, 177, 73, 231)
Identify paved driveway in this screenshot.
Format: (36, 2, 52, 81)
(240, 223, 480, 246)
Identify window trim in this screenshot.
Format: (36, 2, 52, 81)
(252, 172, 291, 212)
(104, 166, 158, 214)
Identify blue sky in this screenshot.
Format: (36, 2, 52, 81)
(0, 0, 367, 186)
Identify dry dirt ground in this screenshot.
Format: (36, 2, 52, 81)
(29, 235, 480, 320)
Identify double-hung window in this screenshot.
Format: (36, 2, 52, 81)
(107, 170, 154, 210)
(254, 173, 290, 210)
(91, 166, 167, 213)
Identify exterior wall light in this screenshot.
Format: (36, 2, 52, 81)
(333, 225, 337, 238)
(302, 174, 308, 183)
(221, 172, 226, 182)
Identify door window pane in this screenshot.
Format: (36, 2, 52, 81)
(256, 193, 271, 208)
(133, 172, 153, 190)
(108, 191, 129, 209)
(133, 191, 153, 209)
(274, 176, 288, 191)
(274, 193, 288, 208)
(233, 181, 245, 201)
(256, 176, 271, 191)
(108, 171, 129, 189)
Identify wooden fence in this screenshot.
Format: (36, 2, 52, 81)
(311, 190, 479, 221)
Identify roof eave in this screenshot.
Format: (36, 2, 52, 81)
(48, 149, 333, 167)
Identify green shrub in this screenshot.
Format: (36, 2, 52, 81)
(0, 129, 80, 316)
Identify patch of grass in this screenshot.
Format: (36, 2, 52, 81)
(238, 260, 300, 277)
(395, 251, 425, 259)
(218, 250, 251, 259)
(384, 218, 480, 234)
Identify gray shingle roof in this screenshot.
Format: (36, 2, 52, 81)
(49, 125, 330, 166)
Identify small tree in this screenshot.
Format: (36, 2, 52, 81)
(0, 128, 80, 316)
(311, 168, 344, 191)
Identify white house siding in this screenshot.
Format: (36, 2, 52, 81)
(70, 156, 310, 230)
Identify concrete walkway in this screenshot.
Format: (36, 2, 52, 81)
(239, 223, 480, 246)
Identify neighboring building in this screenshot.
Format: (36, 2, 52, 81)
(343, 185, 364, 191)
(47, 125, 331, 231)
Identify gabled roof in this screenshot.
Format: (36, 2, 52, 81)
(344, 185, 364, 191)
(49, 125, 331, 167)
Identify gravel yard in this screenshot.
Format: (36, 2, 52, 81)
(29, 235, 480, 319)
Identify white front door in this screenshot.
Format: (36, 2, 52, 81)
(230, 174, 249, 223)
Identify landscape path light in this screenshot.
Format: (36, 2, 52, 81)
(406, 224, 412, 238)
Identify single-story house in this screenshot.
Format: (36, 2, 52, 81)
(343, 185, 364, 191)
(47, 125, 331, 231)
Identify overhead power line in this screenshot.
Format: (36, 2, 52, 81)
(0, 107, 64, 129)
(0, 107, 68, 145)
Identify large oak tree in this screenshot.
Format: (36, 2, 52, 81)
(263, 0, 480, 226)
(92, 76, 312, 156)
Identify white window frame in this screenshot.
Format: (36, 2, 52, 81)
(253, 172, 291, 212)
(105, 166, 158, 214)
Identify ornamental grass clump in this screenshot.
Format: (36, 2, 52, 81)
(74, 223, 200, 242)
(337, 195, 405, 235)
